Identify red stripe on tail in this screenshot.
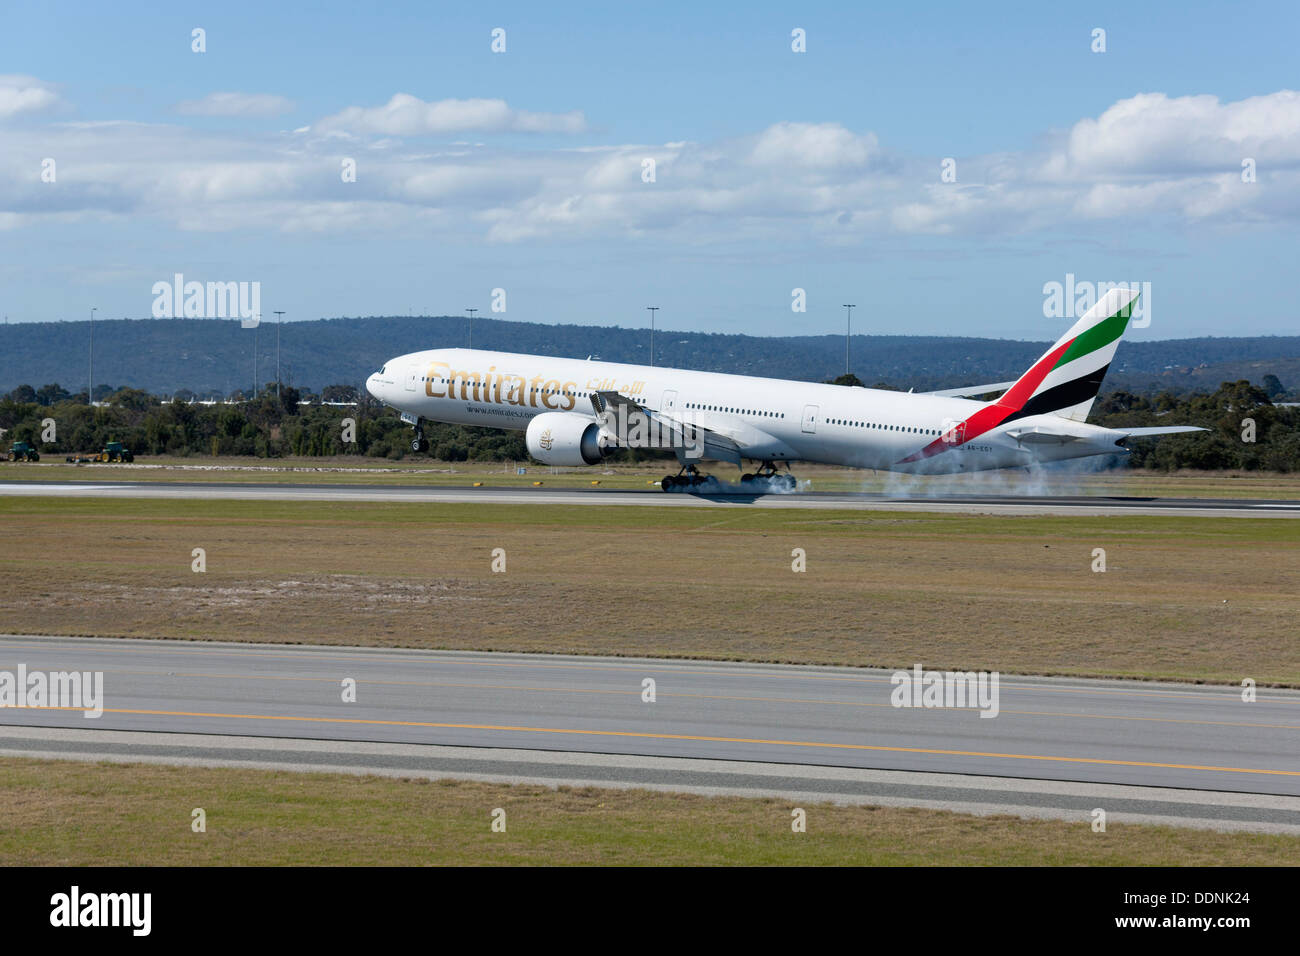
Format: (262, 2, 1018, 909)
(897, 336, 1076, 464)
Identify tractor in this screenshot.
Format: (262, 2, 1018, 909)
(6, 441, 39, 462)
(99, 441, 134, 463)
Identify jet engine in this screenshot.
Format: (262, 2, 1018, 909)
(526, 413, 606, 466)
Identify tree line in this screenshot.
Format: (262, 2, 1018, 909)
(1, 380, 1296, 471)
(4, 314, 1299, 398)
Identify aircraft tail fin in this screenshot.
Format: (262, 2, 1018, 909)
(992, 286, 1140, 424)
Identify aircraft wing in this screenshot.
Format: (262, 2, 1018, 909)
(589, 390, 643, 418)
(589, 390, 743, 465)
(923, 381, 1018, 398)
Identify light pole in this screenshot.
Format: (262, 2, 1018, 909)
(273, 311, 285, 400)
(842, 304, 856, 377)
(646, 306, 659, 366)
(253, 315, 260, 399)
(88, 307, 97, 405)
(466, 308, 477, 349)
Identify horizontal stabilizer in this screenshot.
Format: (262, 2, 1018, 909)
(1116, 426, 1208, 439)
(1002, 424, 1091, 445)
(1001, 420, 1208, 450)
(924, 381, 1017, 398)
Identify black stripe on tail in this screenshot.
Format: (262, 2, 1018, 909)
(1003, 363, 1110, 423)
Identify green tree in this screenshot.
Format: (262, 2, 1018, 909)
(824, 373, 866, 387)
(322, 384, 358, 403)
(36, 383, 70, 405)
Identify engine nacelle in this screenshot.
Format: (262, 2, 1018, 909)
(526, 413, 605, 466)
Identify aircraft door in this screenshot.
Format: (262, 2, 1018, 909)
(801, 404, 819, 433)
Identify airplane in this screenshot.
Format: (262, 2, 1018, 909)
(366, 287, 1204, 491)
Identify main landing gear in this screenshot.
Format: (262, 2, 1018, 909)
(660, 461, 798, 492)
(740, 461, 797, 492)
(660, 463, 709, 491)
(410, 423, 429, 454)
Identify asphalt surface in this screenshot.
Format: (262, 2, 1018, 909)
(3, 479, 1299, 517)
(2, 636, 1297, 832)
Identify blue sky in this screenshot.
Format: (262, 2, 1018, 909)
(1, 0, 1297, 340)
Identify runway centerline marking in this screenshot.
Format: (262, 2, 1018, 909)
(57, 669, 1300, 732)
(10, 706, 1299, 779)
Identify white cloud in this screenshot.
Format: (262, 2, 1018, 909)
(1062, 90, 1300, 174)
(0, 75, 62, 119)
(2, 89, 1298, 243)
(749, 122, 877, 169)
(314, 94, 586, 136)
(174, 92, 296, 117)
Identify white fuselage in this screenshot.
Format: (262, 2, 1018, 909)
(366, 348, 1116, 473)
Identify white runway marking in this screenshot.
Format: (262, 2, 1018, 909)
(2, 480, 1297, 517)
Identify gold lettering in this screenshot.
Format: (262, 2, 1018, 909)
(432, 366, 590, 408)
(425, 361, 449, 398)
(505, 375, 526, 406)
(449, 369, 483, 401)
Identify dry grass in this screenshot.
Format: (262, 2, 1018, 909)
(2, 497, 1297, 684)
(0, 757, 1291, 866)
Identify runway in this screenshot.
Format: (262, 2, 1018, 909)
(2, 636, 1297, 832)
(3, 479, 1298, 517)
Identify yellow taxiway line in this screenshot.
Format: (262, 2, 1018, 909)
(17, 705, 1299, 779)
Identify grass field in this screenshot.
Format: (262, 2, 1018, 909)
(2, 496, 1296, 684)
(1, 757, 1292, 865)
(3, 456, 1300, 498)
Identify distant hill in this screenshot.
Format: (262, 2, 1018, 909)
(1104, 356, 1300, 396)
(1, 315, 1297, 398)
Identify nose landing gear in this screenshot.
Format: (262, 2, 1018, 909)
(410, 424, 429, 454)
